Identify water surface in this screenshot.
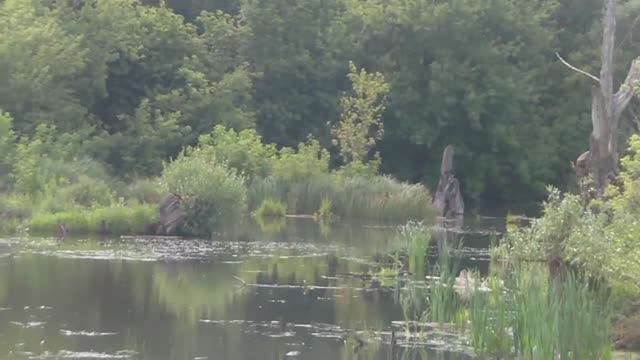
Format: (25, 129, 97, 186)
(0, 218, 498, 359)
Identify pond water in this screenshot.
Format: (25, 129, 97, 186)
(0, 218, 503, 359)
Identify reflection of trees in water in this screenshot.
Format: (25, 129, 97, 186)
(0, 221, 463, 359)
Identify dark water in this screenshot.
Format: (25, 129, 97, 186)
(0, 218, 501, 360)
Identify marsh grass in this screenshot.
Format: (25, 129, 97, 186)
(428, 248, 462, 324)
(468, 269, 611, 359)
(248, 175, 435, 222)
(399, 221, 431, 279)
(316, 197, 334, 222)
(254, 198, 287, 219)
(394, 224, 612, 359)
(29, 203, 158, 235)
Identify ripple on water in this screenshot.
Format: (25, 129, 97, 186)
(10, 321, 46, 328)
(59, 329, 118, 337)
(25, 350, 137, 359)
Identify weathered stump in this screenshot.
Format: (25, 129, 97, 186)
(158, 194, 186, 235)
(433, 145, 464, 217)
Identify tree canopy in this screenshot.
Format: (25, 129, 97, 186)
(1, 0, 638, 209)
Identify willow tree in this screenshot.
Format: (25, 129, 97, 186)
(561, 0, 640, 194)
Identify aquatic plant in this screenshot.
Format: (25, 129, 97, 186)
(249, 174, 435, 222)
(399, 221, 431, 279)
(427, 248, 462, 325)
(254, 198, 287, 219)
(468, 269, 611, 359)
(316, 197, 334, 222)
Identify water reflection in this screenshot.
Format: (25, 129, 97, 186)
(0, 219, 493, 359)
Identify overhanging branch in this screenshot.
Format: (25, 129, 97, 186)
(555, 52, 600, 83)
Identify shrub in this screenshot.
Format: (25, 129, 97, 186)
(57, 175, 115, 208)
(254, 198, 286, 218)
(161, 148, 247, 236)
(271, 137, 330, 183)
(12, 124, 96, 196)
(0, 111, 16, 190)
(118, 178, 164, 204)
(197, 125, 277, 180)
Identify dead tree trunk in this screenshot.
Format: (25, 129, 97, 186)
(559, 0, 640, 194)
(433, 145, 464, 217)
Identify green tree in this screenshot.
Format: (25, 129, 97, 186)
(332, 62, 389, 171)
(0, 0, 89, 134)
(241, 0, 348, 146)
(334, 0, 563, 207)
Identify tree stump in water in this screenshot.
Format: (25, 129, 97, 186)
(158, 194, 186, 235)
(433, 145, 464, 217)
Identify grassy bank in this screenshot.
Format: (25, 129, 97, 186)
(0, 124, 436, 238)
(28, 203, 158, 235)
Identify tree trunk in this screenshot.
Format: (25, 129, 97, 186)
(433, 145, 464, 217)
(565, 0, 640, 194)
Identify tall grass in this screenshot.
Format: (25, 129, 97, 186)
(254, 198, 287, 218)
(468, 270, 611, 359)
(394, 224, 612, 359)
(29, 203, 158, 235)
(248, 175, 436, 222)
(428, 247, 463, 324)
(399, 221, 431, 279)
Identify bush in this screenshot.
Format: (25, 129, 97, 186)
(271, 137, 330, 183)
(118, 178, 164, 204)
(162, 148, 247, 236)
(254, 198, 286, 218)
(0, 111, 16, 190)
(496, 136, 640, 295)
(12, 124, 98, 196)
(197, 125, 277, 180)
(57, 175, 115, 208)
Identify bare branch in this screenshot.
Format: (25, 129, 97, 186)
(614, 58, 640, 118)
(616, 14, 640, 51)
(555, 52, 600, 83)
(601, 0, 616, 119)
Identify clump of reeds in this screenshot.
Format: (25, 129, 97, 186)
(254, 198, 287, 219)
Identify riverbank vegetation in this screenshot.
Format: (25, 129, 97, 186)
(380, 137, 640, 354)
(2, 0, 639, 210)
(395, 223, 617, 357)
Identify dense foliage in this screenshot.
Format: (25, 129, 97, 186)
(496, 135, 640, 296)
(2, 0, 638, 209)
(161, 148, 247, 236)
